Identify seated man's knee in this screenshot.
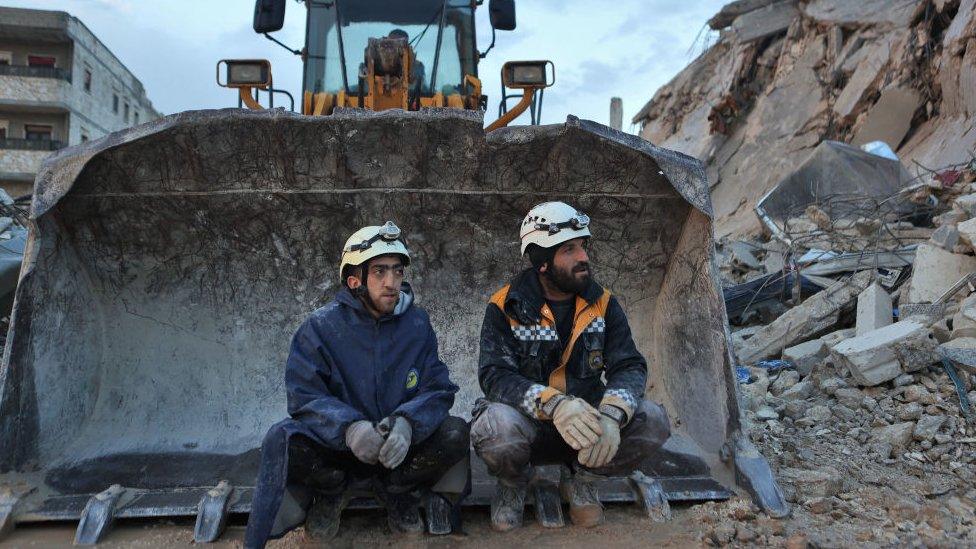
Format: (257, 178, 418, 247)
(261, 419, 300, 452)
(627, 400, 671, 451)
(471, 403, 533, 470)
(438, 416, 471, 452)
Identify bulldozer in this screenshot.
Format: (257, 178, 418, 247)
(0, 0, 788, 544)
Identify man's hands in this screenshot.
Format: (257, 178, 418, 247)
(345, 417, 413, 468)
(551, 396, 603, 450)
(578, 414, 621, 468)
(378, 416, 412, 469)
(345, 420, 384, 464)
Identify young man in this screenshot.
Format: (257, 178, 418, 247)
(244, 222, 468, 548)
(472, 202, 671, 530)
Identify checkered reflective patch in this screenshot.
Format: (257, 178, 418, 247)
(512, 324, 558, 341)
(584, 317, 606, 334)
(522, 384, 546, 416)
(605, 388, 637, 412)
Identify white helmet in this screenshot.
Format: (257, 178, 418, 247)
(339, 221, 410, 282)
(519, 201, 591, 255)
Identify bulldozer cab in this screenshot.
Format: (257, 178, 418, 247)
(235, 0, 548, 123)
(292, 0, 488, 115)
(304, 0, 479, 109)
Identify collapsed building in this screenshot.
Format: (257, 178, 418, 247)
(633, 0, 976, 239)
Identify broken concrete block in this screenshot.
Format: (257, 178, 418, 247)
(953, 193, 976, 217)
(780, 379, 815, 401)
(930, 224, 960, 251)
(783, 339, 828, 376)
(779, 467, 842, 499)
(906, 243, 976, 304)
(769, 369, 800, 396)
(852, 87, 923, 148)
(856, 283, 892, 336)
(737, 271, 872, 364)
(938, 337, 976, 375)
(730, 0, 798, 43)
(833, 41, 891, 118)
(707, 0, 780, 29)
(833, 387, 863, 408)
(803, 0, 924, 28)
(956, 217, 976, 246)
(913, 415, 946, 441)
(830, 319, 939, 386)
(899, 302, 947, 323)
(820, 328, 855, 349)
(871, 422, 916, 452)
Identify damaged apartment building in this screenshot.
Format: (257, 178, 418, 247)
(0, 6, 160, 198)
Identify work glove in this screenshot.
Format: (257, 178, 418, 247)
(551, 396, 603, 450)
(577, 414, 621, 469)
(345, 420, 384, 465)
(378, 416, 412, 469)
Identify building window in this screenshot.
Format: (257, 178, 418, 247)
(113, 94, 119, 113)
(133, 111, 139, 125)
(27, 55, 57, 67)
(124, 102, 130, 122)
(0, 52, 10, 66)
(81, 130, 89, 142)
(0, 120, 7, 139)
(83, 67, 92, 93)
(25, 125, 54, 141)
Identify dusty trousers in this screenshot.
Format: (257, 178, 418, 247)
(470, 399, 670, 485)
(244, 416, 470, 548)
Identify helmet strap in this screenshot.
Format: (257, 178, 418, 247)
(352, 262, 383, 316)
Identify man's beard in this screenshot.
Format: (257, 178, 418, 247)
(545, 261, 591, 294)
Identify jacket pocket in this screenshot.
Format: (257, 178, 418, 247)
(577, 333, 605, 378)
(518, 340, 543, 381)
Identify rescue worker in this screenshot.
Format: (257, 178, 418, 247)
(472, 202, 671, 530)
(244, 222, 469, 548)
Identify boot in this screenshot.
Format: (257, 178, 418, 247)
(384, 491, 424, 534)
(490, 481, 527, 532)
(560, 473, 604, 527)
(304, 493, 346, 541)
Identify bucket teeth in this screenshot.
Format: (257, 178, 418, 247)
(628, 472, 672, 523)
(194, 480, 234, 543)
(0, 489, 26, 541)
(74, 484, 125, 545)
(532, 482, 565, 528)
(424, 493, 454, 535)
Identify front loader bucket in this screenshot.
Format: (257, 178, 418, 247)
(0, 109, 786, 528)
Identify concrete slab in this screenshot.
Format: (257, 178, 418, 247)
(905, 243, 976, 304)
(736, 271, 872, 364)
(730, 0, 799, 43)
(831, 319, 939, 386)
(852, 87, 922, 148)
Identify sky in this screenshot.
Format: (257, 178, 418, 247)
(7, 0, 726, 131)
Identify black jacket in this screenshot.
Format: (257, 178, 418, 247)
(478, 269, 646, 423)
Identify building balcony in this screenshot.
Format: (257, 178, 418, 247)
(0, 64, 72, 82)
(0, 138, 65, 151)
(0, 69, 73, 107)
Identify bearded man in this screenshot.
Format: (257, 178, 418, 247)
(471, 202, 671, 530)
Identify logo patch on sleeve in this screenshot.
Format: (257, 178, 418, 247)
(405, 369, 419, 390)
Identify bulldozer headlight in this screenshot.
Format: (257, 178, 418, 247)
(216, 59, 272, 89)
(502, 60, 554, 89)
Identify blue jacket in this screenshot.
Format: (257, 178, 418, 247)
(285, 283, 458, 450)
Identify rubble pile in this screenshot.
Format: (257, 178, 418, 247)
(717, 167, 976, 545)
(633, 0, 976, 240)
